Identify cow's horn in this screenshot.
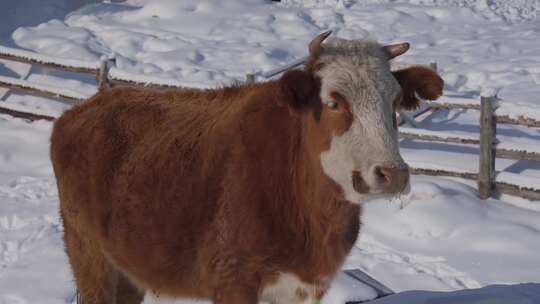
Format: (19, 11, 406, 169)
(309, 30, 332, 58)
(383, 42, 410, 60)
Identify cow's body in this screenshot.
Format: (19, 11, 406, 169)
(52, 82, 359, 303)
(51, 33, 443, 304)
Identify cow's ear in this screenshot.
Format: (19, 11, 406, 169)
(392, 66, 444, 111)
(278, 69, 320, 111)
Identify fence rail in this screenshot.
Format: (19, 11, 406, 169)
(0, 106, 55, 121)
(399, 128, 480, 145)
(410, 167, 540, 201)
(496, 115, 540, 128)
(410, 167, 478, 180)
(495, 147, 540, 162)
(0, 45, 99, 74)
(0, 75, 86, 102)
(0, 45, 539, 201)
(404, 95, 540, 201)
(431, 102, 480, 110)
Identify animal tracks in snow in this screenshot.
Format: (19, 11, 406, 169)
(346, 235, 482, 292)
(0, 177, 60, 266)
(0, 175, 73, 303)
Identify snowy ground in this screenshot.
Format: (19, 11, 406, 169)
(1, 0, 540, 303)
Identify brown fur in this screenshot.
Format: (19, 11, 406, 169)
(52, 70, 361, 304)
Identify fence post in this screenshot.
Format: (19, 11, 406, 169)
(246, 74, 255, 84)
(429, 61, 437, 71)
(97, 57, 115, 89)
(478, 95, 496, 199)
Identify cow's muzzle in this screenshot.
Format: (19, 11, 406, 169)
(373, 165, 410, 193)
(352, 164, 410, 195)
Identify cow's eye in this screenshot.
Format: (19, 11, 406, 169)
(326, 100, 338, 110)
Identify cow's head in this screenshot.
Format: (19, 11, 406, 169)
(278, 31, 444, 204)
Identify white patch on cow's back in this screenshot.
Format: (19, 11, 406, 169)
(261, 273, 326, 304)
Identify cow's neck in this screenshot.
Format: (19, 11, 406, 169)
(241, 82, 360, 277)
(283, 107, 361, 278)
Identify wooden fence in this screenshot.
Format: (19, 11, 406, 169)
(403, 96, 540, 201)
(1, 45, 539, 201)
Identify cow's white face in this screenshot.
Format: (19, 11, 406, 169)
(278, 35, 443, 204)
(315, 39, 408, 203)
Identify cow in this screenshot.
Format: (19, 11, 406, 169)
(50, 31, 443, 304)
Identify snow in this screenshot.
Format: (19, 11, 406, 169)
(5, 0, 540, 119)
(0, 117, 74, 304)
(0, 0, 101, 44)
(0, 176, 75, 304)
(284, 0, 540, 23)
(480, 86, 500, 99)
(7, 0, 540, 98)
(324, 272, 379, 303)
(1, 0, 540, 303)
(346, 175, 540, 291)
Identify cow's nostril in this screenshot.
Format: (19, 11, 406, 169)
(375, 166, 409, 193)
(352, 170, 370, 194)
(375, 166, 391, 184)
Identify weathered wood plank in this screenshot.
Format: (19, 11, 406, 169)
(343, 269, 394, 298)
(430, 102, 480, 110)
(0, 77, 84, 102)
(109, 78, 179, 90)
(399, 130, 480, 145)
(495, 148, 540, 162)
(397, 111, 418, 128)
(246, 74, 256, 83)
(411, 167, 540, 202)
(478, 96, 496, 199)
(0, 49, 98, 75)
(390, 62, 437, 72)
(261, 56, 307, 79)
(398, 103, 434, 126)
(0, 106, 55, 122)
(495, 183, 540, 202)
(412, 103, 435, 118)
(401, 132, 540, 161)
(409, 167, 479, 180)
(495, 114, 540, 128)
(97, 59, 113, 90)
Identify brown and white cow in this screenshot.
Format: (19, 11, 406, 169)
(50, 32, 443, 304)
